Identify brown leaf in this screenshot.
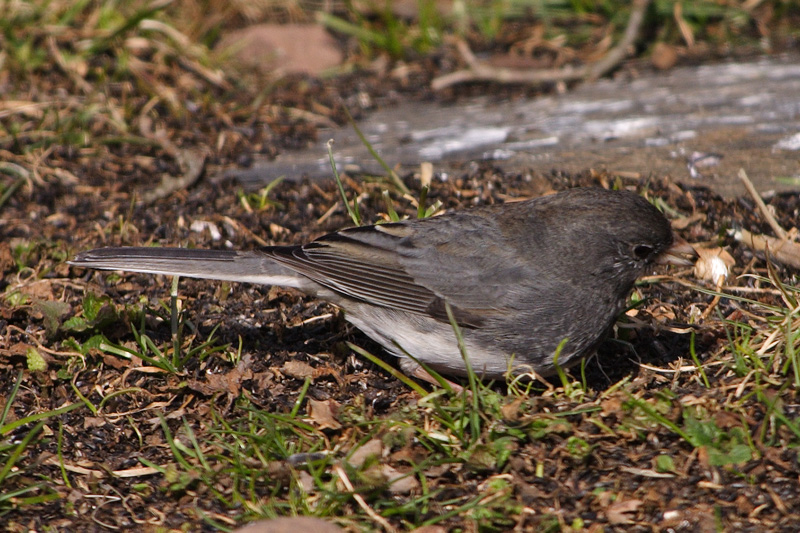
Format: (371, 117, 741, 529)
(281, 360, 316, 381)
(410, 527, 447, 533)
(671, 212, 706, 230)
(17, 279, 59, 300)
(606, 499, 643, 524)
(308, 398, 341, 430)
(0, 242, 13, 275)
(500, 397, 525, 422)
(4, 342, 31, 357)
(713, 410, 741, 430)
(383, 464, 419, 494)
(600, 392, 625, 416)
(651, 42, 678, 70)
(188, 366, 250, 396)
(298, 471, 315, 493)
(83, 417, 106, 429)
(347, 438, 383, 468)
(103, 353, 129, 370)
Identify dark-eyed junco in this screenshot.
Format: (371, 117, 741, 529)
(69, 187, 695, 382)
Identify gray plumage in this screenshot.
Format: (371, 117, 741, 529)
(69, 187, 694, 380)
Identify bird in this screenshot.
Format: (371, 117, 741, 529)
(69, 187, 696, 383)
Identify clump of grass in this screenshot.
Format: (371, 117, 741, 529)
(327, 139, 362, 226)
(237, 177, 285, 212)
(320, 0, 759, 62)
(0, 371, 83, 516)
(620, 267, 800, 474)
(0, 0, 226, 162)
(326, 108, 441, 227)
(319, 2, 443, 60)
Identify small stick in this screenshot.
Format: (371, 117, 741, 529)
(431, 0, 651, 90)
(738, 168, 787, 240)
(735, 227, 800, 270)
(700, 283, 723, 320)
(334, 464, 395, 532)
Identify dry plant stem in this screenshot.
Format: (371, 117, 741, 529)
(736, 228, 800, 270)
(638, 361, 727, 374)
(409, 364, 464, 392)
(265, 105, 337, 128)
(138, 117, 208, 203)
(431, 0, 651, 90)
(738, 168, 788, 239)
(42, 456, 160, 478)
(333, 464, 395, 533)
(701, 279, 725, 320)
(673, 2, 696, 48)
(221, 216, 270, 247)
(47, 36, 93, 94)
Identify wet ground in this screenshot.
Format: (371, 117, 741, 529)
(237, 54, 800, 199)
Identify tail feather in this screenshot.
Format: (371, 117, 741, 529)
(69, 247, 306, 288)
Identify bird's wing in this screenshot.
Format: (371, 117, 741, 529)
(265, 215, 528, 327)
(265, 231, 441, 317)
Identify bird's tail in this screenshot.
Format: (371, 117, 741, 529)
(69, 247, 306, 288)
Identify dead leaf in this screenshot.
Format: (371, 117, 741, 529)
(0, 242, 13, 274)
(600, 392, 625, 416)
(83, 417, 106, 429)
(500, 397, 525, 422)
(308, 398, 341, 430)
(103, 353, 129, 370)
(298, 471, 315, 493)
(188, 366, 250, 396)
(3, 342, 31, 357)
(671, 212, 706, 230)
(651, 42, 678, 70)
(348, 439, 383, 468)
(16, 279, 59, 300)
(606, 498, 643, 524)
(383, 464, 419, 494)
(281, 360, 316, 380)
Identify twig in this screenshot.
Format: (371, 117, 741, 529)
(221, 215, 270, 247)
(638, 361, 725, 374)
(734, 227, 800, 270)
(700, 286, 723, 320)
(0, 163, 30, 210)
(138, 117, 208, 203)
(738, 168, 787, 239)
(431, 0, 651, 90)
(334, 464, 395, 532)
(584, 0, 651, 81)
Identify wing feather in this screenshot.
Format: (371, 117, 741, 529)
(265, 232, 438, 315)
(263, 215, 523, 327)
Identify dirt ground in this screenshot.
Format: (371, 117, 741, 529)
(2, 11, 800, 531)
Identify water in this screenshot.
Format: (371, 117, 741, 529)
(232, 54, 800, 198)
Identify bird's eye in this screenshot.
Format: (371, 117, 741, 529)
(633, 244, 654, 260)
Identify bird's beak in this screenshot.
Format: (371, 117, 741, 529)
(657, 237, 698, 266)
